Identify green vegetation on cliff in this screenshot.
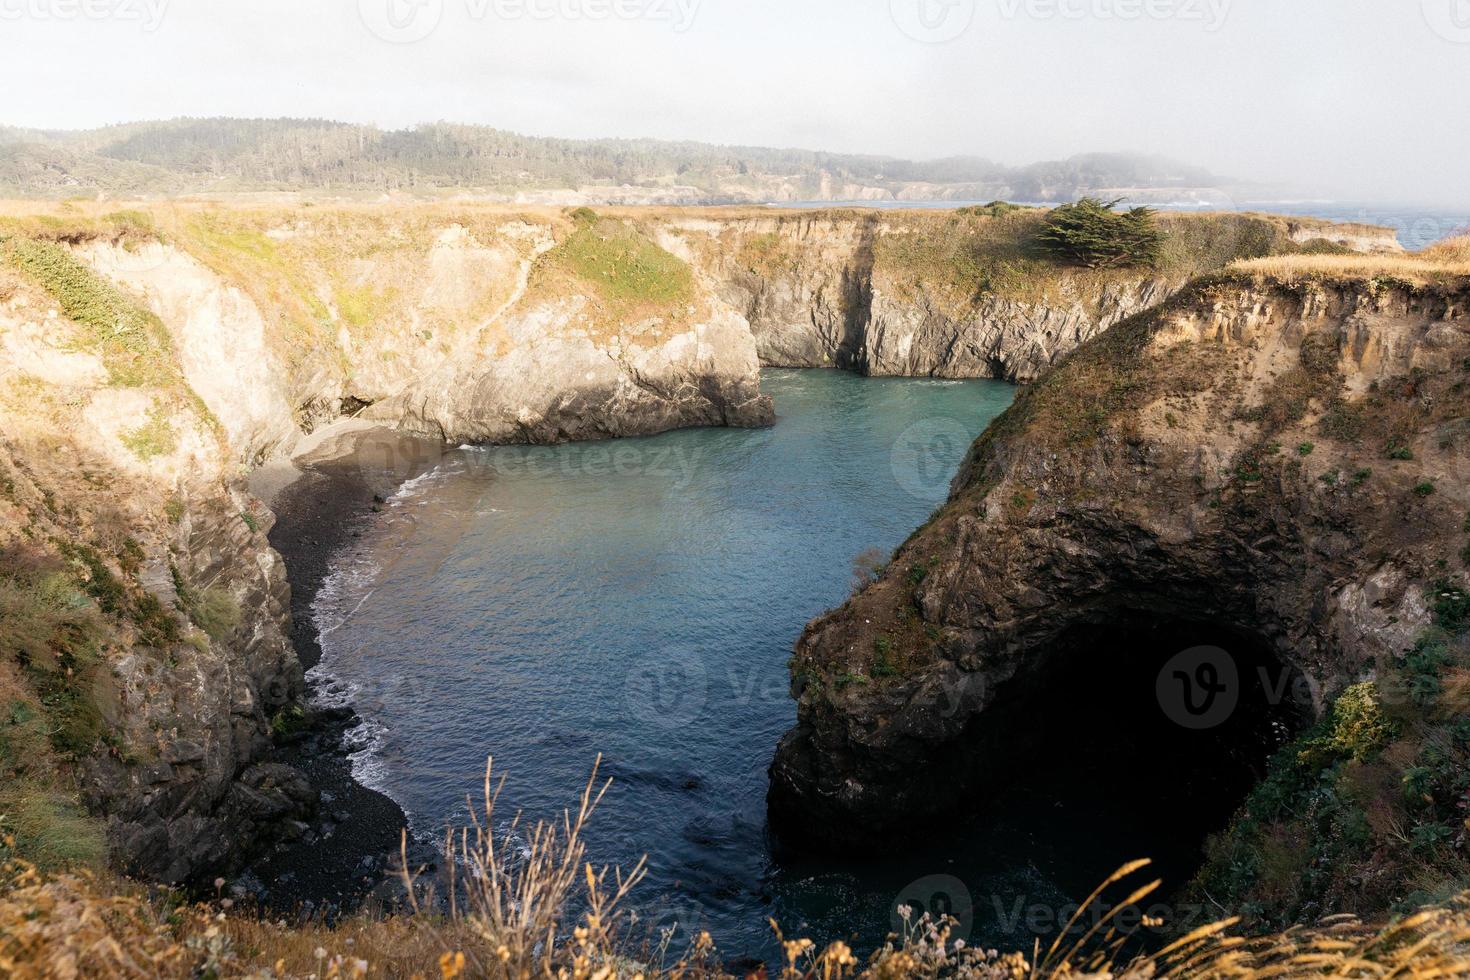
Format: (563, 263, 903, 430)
(531, 212, 694, 330)
(0, 236, 175, 388)
(868, 204, 1366, 315)
(1193, 589, 1470, 927)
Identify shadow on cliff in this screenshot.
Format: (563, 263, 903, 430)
(769, 611, 1311, 914)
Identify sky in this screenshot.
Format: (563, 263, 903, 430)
(2, 0, 1468, 206)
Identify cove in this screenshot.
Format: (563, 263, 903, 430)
(304, 368, 1277, 959)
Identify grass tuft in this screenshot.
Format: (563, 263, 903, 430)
(0, 791, 107, 871)
(120, 403, 178, 461)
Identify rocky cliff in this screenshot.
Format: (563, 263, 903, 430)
(0, 247, 308, 880)
(769, 266, 1470, 922)
(0, 201, 1405, 888)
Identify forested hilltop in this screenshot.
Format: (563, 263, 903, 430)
(0, 117, 1226, 203)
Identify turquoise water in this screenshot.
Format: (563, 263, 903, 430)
(312, 369, 1246, 959)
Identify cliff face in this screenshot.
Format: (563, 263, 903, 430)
(0, 252, 308, 881)
(769, 272, 1470, 919)
(0, 206, 780, 884)
(75, 212, 774, 455)
(661, 208, 1400, 382)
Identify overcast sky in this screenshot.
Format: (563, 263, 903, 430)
(3, 0, 1468, 206)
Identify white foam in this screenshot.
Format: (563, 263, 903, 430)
(304, 458, 459, 834)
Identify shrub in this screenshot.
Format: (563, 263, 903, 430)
(1316, 683, 1397, 763)
(188, 586, 240, 642)
(872, 636, 898, 678)
(54, 543, 124, 616)
(270, 704, 307, 740)
(1291, 237, 1357, 256)
(1320, 400, 1366, 443)
(1033, 197, 1164, 269)
(102, 209, 161, 245)
(132, 591, 180, 648)
(850, 547, 886, 593)
(957, 200, 1024, 218)
(1430, 580, 1470, 634)
(1414, 481, 1436, 497)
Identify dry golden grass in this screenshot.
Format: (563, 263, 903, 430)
(7, 771, 1470, 979)
(1229, 235, 1470, 283)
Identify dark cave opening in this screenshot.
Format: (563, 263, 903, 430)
(772, 612, 1315, 951)
(974, 614, 1311, 880)
(936, 613, 1316, 940)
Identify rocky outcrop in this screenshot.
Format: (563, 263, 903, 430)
(770, 274, 1470, 858)
(859, 277, 1177, 381)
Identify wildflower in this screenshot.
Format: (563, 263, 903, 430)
(825, 941, 857, 967)
(440, 950, 467, 978)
